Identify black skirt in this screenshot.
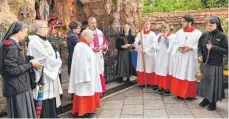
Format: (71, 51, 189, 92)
(6, 90, 36, 118)
(34, 98, 61, 118)
(197, 64, 225, 102)
(117, 50, 136, 77)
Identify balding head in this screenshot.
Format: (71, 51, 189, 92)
(81, 29, 94, 43)
(88, 17, 97, 30)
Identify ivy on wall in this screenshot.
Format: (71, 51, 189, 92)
(142, 0, 228, 13)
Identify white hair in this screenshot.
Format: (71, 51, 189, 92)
(124, 24, 130, 29)
(31, 20, 47, 33)
(81, 29, 93, 39)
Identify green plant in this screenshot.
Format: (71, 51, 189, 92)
(142, 0, 228, 13)
(218, 16, 228, 34)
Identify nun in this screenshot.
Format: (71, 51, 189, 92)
(0, 21, 42, 118)
(115, 24, 136, 84)
(197, 16, 228, 111)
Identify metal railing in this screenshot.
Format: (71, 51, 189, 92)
(102, 27, 123, 83)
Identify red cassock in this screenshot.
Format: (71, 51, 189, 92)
(72, 93, 101, 116)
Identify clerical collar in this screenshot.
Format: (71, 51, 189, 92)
(79, 39, 89, 46)
(9, 37, 19, 43)
(143, 30, 151, 34)
(183, 26, 195, 32)
(124, 33, 129, 36)
(36, 34, 47, 41)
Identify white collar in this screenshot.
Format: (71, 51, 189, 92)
(10, 37, 19, 43)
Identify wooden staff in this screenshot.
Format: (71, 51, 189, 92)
(137, 3, 147, 88)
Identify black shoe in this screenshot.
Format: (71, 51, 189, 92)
(177, 96, 184, 100)
(157, 88, 164, 94)
(137, 85, 144, 88)
(163, 90, 171, 96)
(186, 97, 196, 100)
(199, 98, 210, 107)
(82, 113, 96, 118)
(207, 102, 216, 111)
(152, 85, 159, 91)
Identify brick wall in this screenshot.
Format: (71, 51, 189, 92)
(143, 8, 228, 33)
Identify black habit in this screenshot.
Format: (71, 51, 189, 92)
(197, 29, 228, 102)
(115, 34, 136, 79)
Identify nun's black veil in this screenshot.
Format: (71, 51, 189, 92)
(0, 21, 25, 73)
(1, 21, 24, 43)
(208, 16, 224, 32)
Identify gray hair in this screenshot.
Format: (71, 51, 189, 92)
(31, 20, 47, 33)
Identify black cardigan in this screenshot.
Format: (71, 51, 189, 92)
(2, 39, 32, 97)
(198, 29, 228, 66)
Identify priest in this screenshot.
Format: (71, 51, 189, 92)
(134, 20, 157, 88)
(68, 29, 102, 118)
(86, 17, 108, 95)
(170, 14, 202, 99)
(27, 20, 63, 118)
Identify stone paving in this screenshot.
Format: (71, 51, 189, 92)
(61, 85, 228, 118)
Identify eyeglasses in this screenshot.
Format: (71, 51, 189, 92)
(40, 26, 50, 30)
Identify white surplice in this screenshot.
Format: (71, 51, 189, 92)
(134, 31, 157, 73)
(27, 35, 63, 107)
(172, 29, 202, 81)
(68, 42, 102, 96)
(154, 33, 176, 76)
(166, 34, 177, 76)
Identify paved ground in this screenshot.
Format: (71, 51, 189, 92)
(60, 85, 228, 118)
(60, 63, 137, 106)
(60, 63, 228, 118)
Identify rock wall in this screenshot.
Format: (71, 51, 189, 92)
(0, 0, 36, 31)
(49, 0, 77, 26)
(77, 0, 141, 34)
(143, 8, 228, 33)
(0, 75, 6, 116)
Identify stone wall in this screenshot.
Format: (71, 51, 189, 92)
(0, 76, 6, 116)
(143, 8, 228, 32)
(76, 0, 141, 34)
(48, 0, 77, 26)
(0, 0, 36, 31)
